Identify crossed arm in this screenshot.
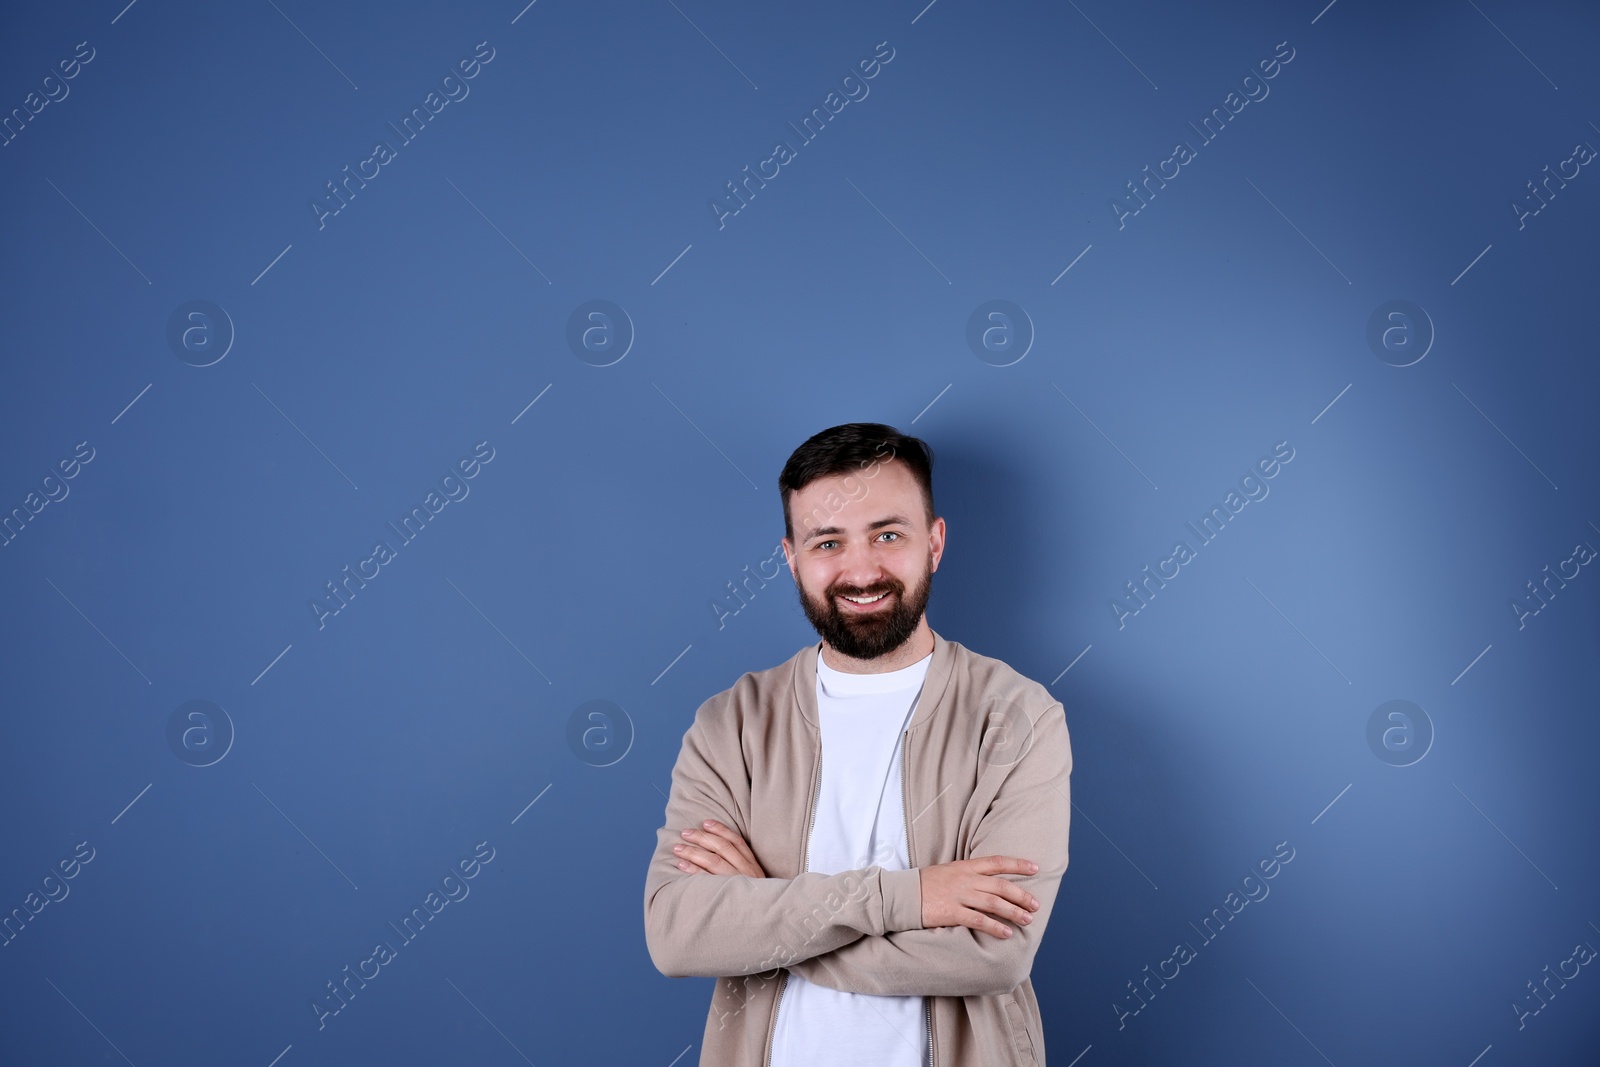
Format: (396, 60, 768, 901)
(644, 695, 1072, 998)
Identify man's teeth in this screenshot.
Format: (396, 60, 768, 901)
(843, 592, 887, 603)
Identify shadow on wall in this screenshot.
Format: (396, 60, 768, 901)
(928, 429, 1210, 1052)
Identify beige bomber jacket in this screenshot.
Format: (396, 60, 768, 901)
(643, 629, 1073, 1066)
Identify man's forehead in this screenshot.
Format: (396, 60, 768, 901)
(786, 459, 925, 539)
(802, 510, 913, 533)
(793, 474, 913, 510)
(793, 460, 911, 495)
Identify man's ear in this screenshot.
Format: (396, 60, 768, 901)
(927, 517, 946, 571)
(781, 538, 796, 578)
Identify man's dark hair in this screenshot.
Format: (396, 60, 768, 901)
(778, 422, 936, 542)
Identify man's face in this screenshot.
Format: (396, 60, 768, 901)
(782, 458, 944, 661)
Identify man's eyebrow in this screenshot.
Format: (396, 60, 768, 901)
(801, 515, 914, 544)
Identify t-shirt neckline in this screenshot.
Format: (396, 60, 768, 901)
(815, 646, 933, 696)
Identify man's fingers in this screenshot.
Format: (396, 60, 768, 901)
(675, 822, 763, 877)
(964, 858, 1041, 912)
(675, 842, 733, 874)
(983, 875, 1040, 912)
(972, 889, 1034, 926)
(680, 824, 750, 869)
(974, 854, 1039, 877)
(958, 883, 1033, 927)
(699, 821, 757, 863)
(682, 822, 746, 857)
(958, 907, 1014, 939)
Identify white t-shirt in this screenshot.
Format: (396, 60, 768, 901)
(769, 646, 933, 1067)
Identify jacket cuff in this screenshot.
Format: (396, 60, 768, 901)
(880, 867, 924, 932)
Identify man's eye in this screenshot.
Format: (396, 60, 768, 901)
(818, 540, 837, 550)
(878, 532, 900, 542)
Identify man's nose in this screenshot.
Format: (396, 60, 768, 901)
(835, 551, 888, 588)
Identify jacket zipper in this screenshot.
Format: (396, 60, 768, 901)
(763, 972, 787, 1067)
(902, 727, 936, 1067)
(765, 738, 824, 1067)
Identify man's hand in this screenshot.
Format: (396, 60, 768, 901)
(674, 819, 767, 878)
(919, 856, 1040, 938)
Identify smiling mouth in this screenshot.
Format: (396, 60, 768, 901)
(839, 591, 892, 609)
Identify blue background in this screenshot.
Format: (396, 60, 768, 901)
(2, 0, 1597, 1063)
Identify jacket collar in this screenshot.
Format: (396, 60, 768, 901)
(793, 628, 957, 731)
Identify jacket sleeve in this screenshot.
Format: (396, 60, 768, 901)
(643, 688, 925, 979)
(786, 701, 1071, 997)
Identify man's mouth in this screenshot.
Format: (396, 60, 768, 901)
(838, 591, 892, 610)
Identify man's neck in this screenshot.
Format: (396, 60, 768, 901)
(819, 623, 934, 674)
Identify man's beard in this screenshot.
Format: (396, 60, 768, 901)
(797, 557, 933, 661)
